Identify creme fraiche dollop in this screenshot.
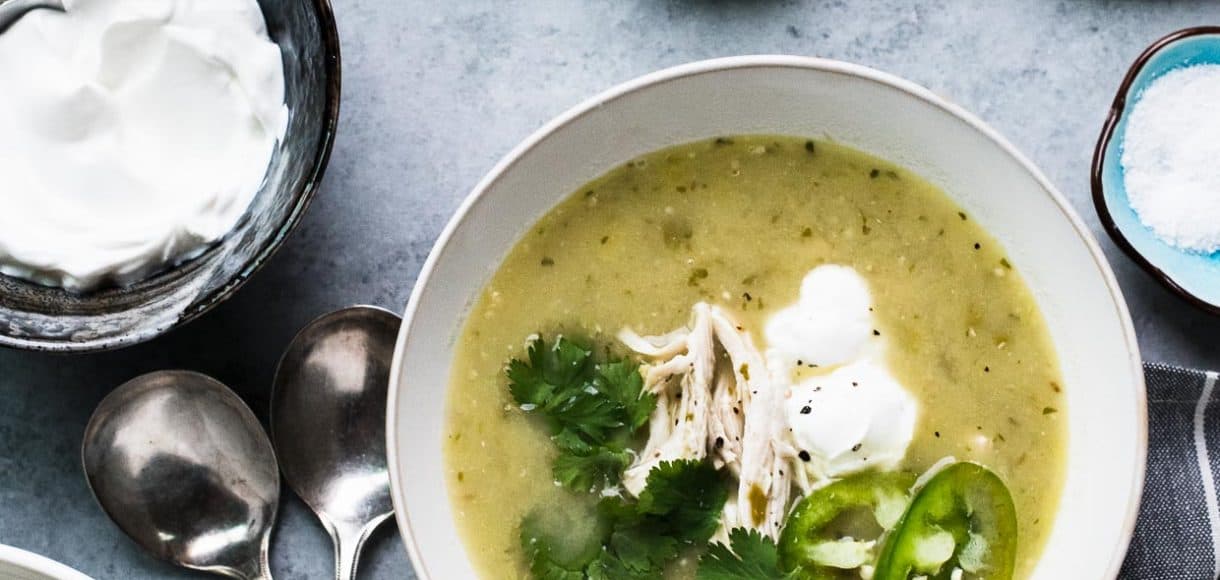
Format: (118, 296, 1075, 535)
(0, 0, 288, 291)
(765, 265, 919, 480)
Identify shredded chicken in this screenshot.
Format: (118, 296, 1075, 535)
(618, 302, 798, 540)
(621, 303, 715, 495)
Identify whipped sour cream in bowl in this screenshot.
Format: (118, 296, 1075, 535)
(0, 0, 340, 351)
(0, 0, 289, 291)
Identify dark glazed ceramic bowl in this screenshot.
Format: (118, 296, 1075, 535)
(0, 0, 341, 352)
(1093, 27, 1220, 316)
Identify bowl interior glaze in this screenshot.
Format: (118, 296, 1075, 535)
(388, 57, 1145, 580)
(0, 0, 340, 352)
(1094, 27, 1220, 314)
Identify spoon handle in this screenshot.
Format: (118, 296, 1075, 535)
(248, 562, 275, 580)
(234, 548, 274, 580)
(332, 515, 392, 580)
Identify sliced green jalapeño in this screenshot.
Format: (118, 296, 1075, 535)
(874, 462, 1017, 580)
(778, 471, 915, 578)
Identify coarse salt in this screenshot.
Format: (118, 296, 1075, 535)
(1121, 64, 1220, 254)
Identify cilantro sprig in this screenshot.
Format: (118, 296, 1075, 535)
(698, 528, 797, 580)
(521, 460, 728, 580)
(508, 336, 656, 492)
(508, 337, 784, 580)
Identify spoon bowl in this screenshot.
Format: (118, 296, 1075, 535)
(82, 371, 279, 580)
(271, 306, 401, 580)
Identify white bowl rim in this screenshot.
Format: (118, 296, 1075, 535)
(0, 545, 93, 580)
(386, 54, 1147, 580)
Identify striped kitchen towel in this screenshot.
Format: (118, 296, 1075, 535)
(1122, 363, 1220, 579)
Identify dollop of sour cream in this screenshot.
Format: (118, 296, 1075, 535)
(0, 0, 288, 291)
(765, 265, 918, 479)
(765, 264, 875, 367)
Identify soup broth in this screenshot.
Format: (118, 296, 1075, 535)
(444, 136, 1066, 579)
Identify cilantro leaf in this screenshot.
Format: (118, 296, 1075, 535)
(585, 551, 654, 580)
(607, 523, 680, 573)
(508, 337, 591, 408)
(520, 513, 602, 580)
(506, 335, 654, 493)
(697, 528, 796, 580)
(637, 460, 728, 544)
(543, 386, 627, 443)
(554, 446, 632, 492)
(552, 428, 596, 455)
(528, 555, 587, 580)
(522, 461, 729, 580)
(595, 361, 655, 431)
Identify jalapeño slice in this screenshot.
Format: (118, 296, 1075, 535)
(874, 462, 1017, 580)
(779, 471, 915, 578)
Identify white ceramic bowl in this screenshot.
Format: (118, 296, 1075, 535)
(0, 546, 92, 580)
(388, 56, 1146, 579)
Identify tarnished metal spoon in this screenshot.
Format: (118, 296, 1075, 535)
(82, 371, 279, 580)
(0, 0, 64, 33)
(271, 306, 401, 580)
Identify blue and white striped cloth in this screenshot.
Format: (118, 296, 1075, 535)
(1122, 363, 1220, 580)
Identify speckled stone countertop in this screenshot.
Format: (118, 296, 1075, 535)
(2, 1, 1219, 578)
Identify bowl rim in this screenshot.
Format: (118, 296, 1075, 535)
(1091, 26, 1220, 316)
(388, 54, 1147, 580)
(0, 544, 93, 580)
(0, 0, 343, 354)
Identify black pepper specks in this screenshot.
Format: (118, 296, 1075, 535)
(873, 329, 881, 336)
(805, 140, 816, 153)
(799, 450, 811, 462)
(851, 443, 862, 452)
(800, 406, 812, 415)
(715, 436, 725, 449)
(540, 257, 555, 266)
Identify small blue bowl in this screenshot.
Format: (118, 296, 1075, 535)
(1093, 26, 1220, 315)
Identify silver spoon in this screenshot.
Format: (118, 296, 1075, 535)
(82, 371, 280, 580)
(271, 306, 401, 580)
(0, 0, 64, 33)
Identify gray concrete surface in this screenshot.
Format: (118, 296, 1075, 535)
(2, 1, 1219, 578)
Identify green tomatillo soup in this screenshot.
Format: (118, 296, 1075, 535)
(443, 136, 1066, 579)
